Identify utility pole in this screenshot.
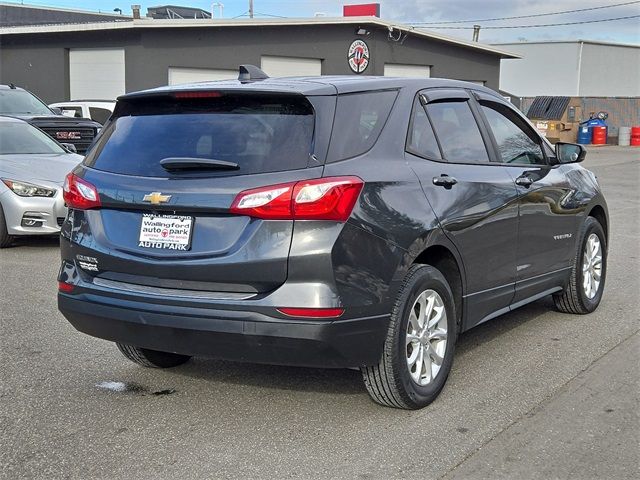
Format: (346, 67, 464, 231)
(472, 25, 481, 42)
(249, 0, 254, 18)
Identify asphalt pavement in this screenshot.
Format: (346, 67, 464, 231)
(1, 146, 638, 479)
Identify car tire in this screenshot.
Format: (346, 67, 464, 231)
(0, 203, 13, 248)
(116, 343, 191, 368)
(554, 216, 607, 314)
(361, 264, 457, 410)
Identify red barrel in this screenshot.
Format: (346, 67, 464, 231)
(631, 126, 640, 146)
(592, 126, 607, 145)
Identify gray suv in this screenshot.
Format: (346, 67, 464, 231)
(57, 68, 608, 409)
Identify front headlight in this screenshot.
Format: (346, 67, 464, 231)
(1, 179, 56, 197)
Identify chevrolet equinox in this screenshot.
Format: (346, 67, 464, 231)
(58, 67, 609, 409)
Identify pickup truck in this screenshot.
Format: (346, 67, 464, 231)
(0, 84, 101, 154)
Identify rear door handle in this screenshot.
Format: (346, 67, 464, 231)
(515, 174, 534, 188)
(432, 175, 458, 189)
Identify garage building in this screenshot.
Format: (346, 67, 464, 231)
(0, 10, 517, 104)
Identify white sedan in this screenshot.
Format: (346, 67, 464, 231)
(0, 116, 82, 247)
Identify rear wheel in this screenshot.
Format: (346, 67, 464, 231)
(116, 343, 191, 368)
(0, 203, 13, 248)
(361, 265, 457, 409)
(554, 216, 607, 314)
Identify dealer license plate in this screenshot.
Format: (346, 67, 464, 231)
(138, 214, 193, 251)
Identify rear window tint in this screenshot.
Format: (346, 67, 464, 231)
(84, 94, 314, 177)
(406, 98, 441, 160)
(327, 90, 398, 162)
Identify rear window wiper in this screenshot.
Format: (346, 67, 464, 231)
(159, 157, 240, 171)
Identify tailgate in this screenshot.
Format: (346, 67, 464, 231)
(66, 90, 330, 294)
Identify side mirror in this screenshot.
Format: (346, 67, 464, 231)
(555, 142, 586, 164)
(60, 143, 77, 154)
(50, 107, 63, 115)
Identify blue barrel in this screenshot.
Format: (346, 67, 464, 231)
(577, 124, 592, 144)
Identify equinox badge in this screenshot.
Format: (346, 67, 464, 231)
(143, 192, 171, 204)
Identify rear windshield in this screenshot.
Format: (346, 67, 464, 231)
(84, 94, 315, 177)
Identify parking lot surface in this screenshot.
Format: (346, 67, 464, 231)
(1, 146, 638, 479)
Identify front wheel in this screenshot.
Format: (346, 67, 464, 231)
(116, 343, 191, 368)
(554, 216, 607, 314)
(361, 265, 457, 409)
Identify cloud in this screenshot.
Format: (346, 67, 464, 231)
(377, 0, 640, 44)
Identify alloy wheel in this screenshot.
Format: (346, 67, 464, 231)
(405, 289, 448, 386)
(582, 233, 603, 300)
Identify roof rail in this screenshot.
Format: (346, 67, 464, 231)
(238, 65, 269, 83)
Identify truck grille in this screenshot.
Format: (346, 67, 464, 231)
(40, 127, 96, 154)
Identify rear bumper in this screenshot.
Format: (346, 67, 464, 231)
(58, 293, 389, 368)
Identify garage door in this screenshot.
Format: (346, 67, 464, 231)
(384, 64, 431, 78)
(168, 67, 237, 85)
(260, 56, 322, 77)
(69, 48, 125, 100)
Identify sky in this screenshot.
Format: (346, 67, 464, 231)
(6, 0, 640, 44)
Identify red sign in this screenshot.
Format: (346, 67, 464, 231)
(343, 3, 380, 17)
(56, 131, 81, 140)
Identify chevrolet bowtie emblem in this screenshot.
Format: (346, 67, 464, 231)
(143, 192, 171, 204)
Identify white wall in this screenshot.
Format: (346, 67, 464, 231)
(497, 42, 640, 97)
(579, 43, 640, 96)
(497, 43, 581, 96)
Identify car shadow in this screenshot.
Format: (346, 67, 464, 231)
(6, 236, 60, 248)
(171, 297, 554, 396)
(176, 356, 366, 396)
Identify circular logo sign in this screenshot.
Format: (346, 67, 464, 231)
(348, 39, 370, 74)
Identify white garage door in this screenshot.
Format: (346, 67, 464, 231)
(260, 56, 322, 77)
(384, 64, 431, 78)
(69, 48, 125, 100)
(168, 67, 237, 85)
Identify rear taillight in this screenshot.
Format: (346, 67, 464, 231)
(230, 176, 363, 221)
(63, 173, 101, 210)
(293, 177, 363, 221)
(229, 182, 294, 220)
